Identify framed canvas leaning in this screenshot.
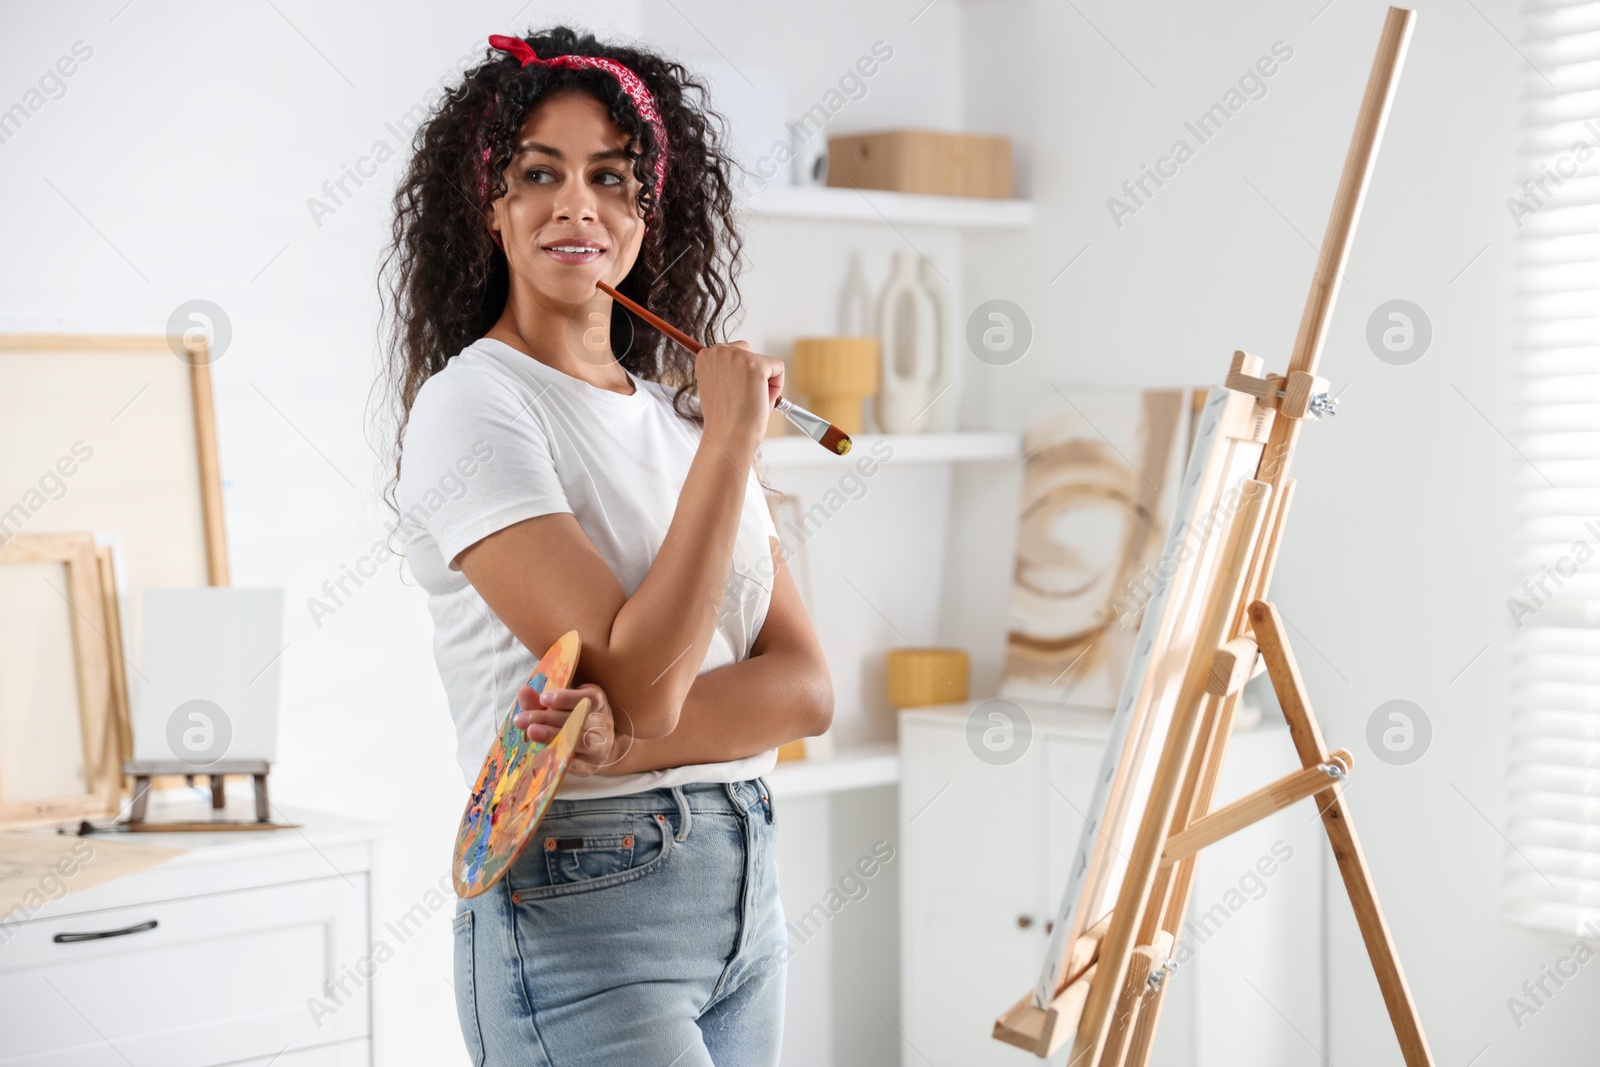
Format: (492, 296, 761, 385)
(0, 533, 121, 827)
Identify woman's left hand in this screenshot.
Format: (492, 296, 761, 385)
(511, 682, 620, 776)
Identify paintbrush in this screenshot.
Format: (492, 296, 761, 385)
(596, 280, 852, 455)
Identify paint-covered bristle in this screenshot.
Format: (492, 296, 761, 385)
(821, 424, 851, 455)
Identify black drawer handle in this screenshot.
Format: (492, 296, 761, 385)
(53, 919, 158, 943)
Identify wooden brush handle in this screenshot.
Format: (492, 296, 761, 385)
(595, 280, 703, 354)
(597, 279, 853, 456)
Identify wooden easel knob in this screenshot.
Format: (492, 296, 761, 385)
(1225, 351, 1332, 421)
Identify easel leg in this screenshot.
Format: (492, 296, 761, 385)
(1124, 483, 1290, 1067)
(1069, 487, 1274, 1066)
(1136, 482, 1293, 929)
(1123, 689, 1243, 1067)
(128, 776, 151, 823)
(1101, 949, 1151, 1067)
(1105, 935, 1171, 1067)
(1251, 600, 1435, 1067)
(253, 773, 270, 822)
(1124, 977, 1168, 1066)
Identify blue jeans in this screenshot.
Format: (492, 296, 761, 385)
(452, 778, 785, 1066)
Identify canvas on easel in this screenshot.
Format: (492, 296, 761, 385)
(1028, 384, 1271, 989)
(993, 9, 1435, 1067)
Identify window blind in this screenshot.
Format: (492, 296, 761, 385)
(1505, 0, 1600, 934)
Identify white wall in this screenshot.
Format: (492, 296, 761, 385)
(955, 0, 1594, 1064)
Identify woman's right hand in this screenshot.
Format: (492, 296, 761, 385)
(694, 340, 784, 453)
(512, 681, 621, 776)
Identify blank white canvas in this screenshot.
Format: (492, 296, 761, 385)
(132, 588, 285, 763)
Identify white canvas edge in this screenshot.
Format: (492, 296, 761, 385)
(1030, 385, 1251, 1008)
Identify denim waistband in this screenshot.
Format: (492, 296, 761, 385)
(544, 777, 768, 819)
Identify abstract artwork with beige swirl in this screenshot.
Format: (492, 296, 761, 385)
(999, 387, 1202, 709)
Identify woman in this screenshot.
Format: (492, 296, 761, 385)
(380, 26, 833, 1067)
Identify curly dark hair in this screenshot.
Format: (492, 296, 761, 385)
(374, 25, 747, 529)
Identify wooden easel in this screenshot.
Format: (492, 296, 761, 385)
(994, 8, 1432, 1066)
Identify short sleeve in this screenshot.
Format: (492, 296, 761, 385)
(753, 474, 779, 545)
(398, 365, 572, 571)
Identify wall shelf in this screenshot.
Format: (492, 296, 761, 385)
(738, 184, 1034, 228)
(758, 430, 1021, 468)
(764, 741, 899, 798)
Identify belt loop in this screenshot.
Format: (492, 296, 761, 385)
(669, 786, 691, 841)
(757, 776, 773, 824)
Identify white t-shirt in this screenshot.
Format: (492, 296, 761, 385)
(397, 337, 779, 799)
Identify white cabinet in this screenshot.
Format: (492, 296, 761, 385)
(900, 703, 1327, 1067)
(0, 798, 381, 1067)
(901, 720, 1046, 1066)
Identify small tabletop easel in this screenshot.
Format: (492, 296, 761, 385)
(122, 759, 291, 831)
(994, 8, 1433, 1067)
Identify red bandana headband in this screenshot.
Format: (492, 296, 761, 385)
(483, 34, 669, 208)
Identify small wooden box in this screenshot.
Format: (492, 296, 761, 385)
(826, 129, 1012, 199)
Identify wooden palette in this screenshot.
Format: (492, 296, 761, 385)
(452, 630, 595, 898)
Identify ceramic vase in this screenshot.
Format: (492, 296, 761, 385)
(875, 250, 954, 433)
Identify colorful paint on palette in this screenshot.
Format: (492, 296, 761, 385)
(452, 629, 596, 898)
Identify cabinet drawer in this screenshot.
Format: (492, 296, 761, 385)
(0, 875, 370, 1066)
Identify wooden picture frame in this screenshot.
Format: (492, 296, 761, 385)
(0, 333, 230, 801)
(0, 533, 121, 826)
(0, 332, 229, 604)
(96, 539, 135, 796)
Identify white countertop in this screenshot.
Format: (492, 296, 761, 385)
(1, 790, 385, 926)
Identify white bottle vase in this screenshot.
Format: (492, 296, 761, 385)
(839, 250, 874, 336)
(915, 255, 960, 432)
(875, 250, 951, 434)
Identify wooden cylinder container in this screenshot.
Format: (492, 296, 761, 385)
(885, 648, 970, 708)
(791, 337, 880, 434)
